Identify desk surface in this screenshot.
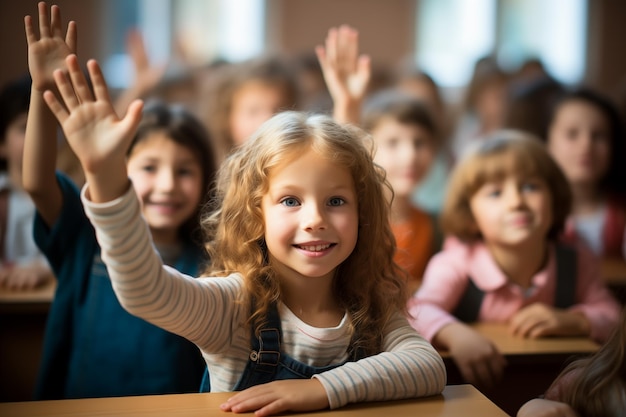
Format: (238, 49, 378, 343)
(0, 385, 507, 417)
(601, 257, 626, 285)
(439, 323, 599, 358)
(0, 279, 56, 303)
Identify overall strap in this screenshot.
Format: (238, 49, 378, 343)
(248, 303, 282, 373)
(200, 302, 282, 393)
(452, 278, 484, 323)
(554, 244, 577, 309)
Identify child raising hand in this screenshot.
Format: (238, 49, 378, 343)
(408, 131, 621, 390)
(42, 51, 446, 415)
(24, 3, 213, 399)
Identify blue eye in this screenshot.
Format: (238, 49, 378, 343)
(328, 197, 345, 206)
(280, 197, 300, 207)
(521, 182, 539, 192)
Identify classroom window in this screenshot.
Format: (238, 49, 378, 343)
(415, 0, 588, 88)
(103, 0, 265, 89)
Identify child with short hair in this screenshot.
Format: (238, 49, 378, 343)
(317, 27, 440, 293)
(408, 130, 621, 390)
(23, 3, 215, 398)
(201, 54, 299, 160)
(0, 74, 53, 290)
(41, 50, 446, 414)
(362, 89, 441, 294)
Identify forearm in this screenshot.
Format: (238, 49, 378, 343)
(332, 97, 362, 125)
(315, 315, 446, 408)
(23, 89, 63, 225)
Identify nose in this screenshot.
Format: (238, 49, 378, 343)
(156, 168, 176, 192)
(302, 202, 327, 231)
(506, 186, 524, 208)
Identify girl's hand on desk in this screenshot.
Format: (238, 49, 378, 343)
(437, 322, 507, 390)
(509, 303, 591, 339)
(220, 379, 329, 417)
(517, 398, 580, 417)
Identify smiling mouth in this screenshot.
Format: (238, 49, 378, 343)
(294, 243, 335, 252)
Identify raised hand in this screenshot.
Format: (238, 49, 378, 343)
(43, 55, 144, 202)
(315, 25, 371, 124)
(220, 379, 329, 417)
(25, 1, 77, 92)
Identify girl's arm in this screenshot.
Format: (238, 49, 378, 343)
(315, 25, 371, 125)
(315, 313, 446, 407)
(221, 312, 446, 415)
(22, 2, 76, 226)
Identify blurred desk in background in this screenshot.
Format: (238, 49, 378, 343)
(0, 279, 56, 402)
(601, 257, 626, 303)
(440, 323, 599, 416)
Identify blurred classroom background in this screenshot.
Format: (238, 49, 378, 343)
(1, 0, 625, 105)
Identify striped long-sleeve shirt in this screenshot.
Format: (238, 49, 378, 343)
(81, 184, 446, 409)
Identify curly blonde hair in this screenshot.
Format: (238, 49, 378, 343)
(202, 111, 407, 355)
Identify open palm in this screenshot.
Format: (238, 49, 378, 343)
(44, 55, 143, 176)
(25, 2, 76, 92)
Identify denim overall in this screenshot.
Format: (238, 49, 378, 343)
(453, 243, 577, 322)
(200, 303, 365, 392)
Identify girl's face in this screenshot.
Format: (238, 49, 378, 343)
(127, 132, 203, 243)
(372, 118, 436, 198)
(469, 174, 553, 248)
(547, 100, 611, 187)
(229, 81, 289, 146)
(1, 113, 27, 186)
(261, 148, 359, 284)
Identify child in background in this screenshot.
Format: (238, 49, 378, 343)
(408, 131, 621, 390)
(362, 90, 440, 294)
(517, 306, 626, 417)
(545, 88, 626, 260)
(449, 56, 509, 161)
(315, 24, 371, 125)
(317, 26, 439, 293)
(23, 3, 214, 398)
(201, 55, 299, 160)
(43, 53, 446, 415)
(393, 62, 453, 215)
(0, 74, 53, 290)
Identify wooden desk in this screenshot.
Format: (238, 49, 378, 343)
(0, 279, 56, 402)
(0, 279, 56, 313)
(440, 323, 599, 416)
(601, 257, 626, 303)
(0, 384, 507, 417)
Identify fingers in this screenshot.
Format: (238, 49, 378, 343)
(24, 15, 37, 45)
(50, 4, 63, 38)
(66, 55, 94, 103)
(123, 99, 145, 132)
(38, 1, 51, 38)
(52, 58, 80, 111)
(43, 88, 69, 123)
(337, 24, 358, 72)
(66, 21, 78, 53)
(86, 59, 109, 103)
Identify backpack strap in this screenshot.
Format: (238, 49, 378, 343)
(452, 278, 484, 323)
(554, 243, 577, 309)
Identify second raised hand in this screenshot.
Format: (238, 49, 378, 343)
(43, 54, 144, 202)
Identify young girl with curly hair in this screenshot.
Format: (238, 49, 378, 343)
(41, 49, 446, 415)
